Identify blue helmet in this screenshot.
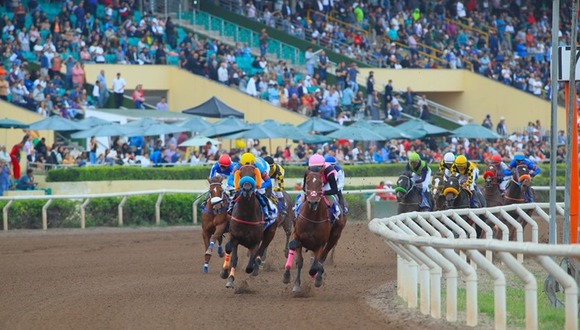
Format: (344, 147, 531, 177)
(324, 155, 336, 164)
(514, 152, 525, 161)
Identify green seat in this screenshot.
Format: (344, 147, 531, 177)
(40, 29, 51, 41)
(105, 53, 116, 64)
(167, 55, 179, 66)
(128, 37, 140, 47)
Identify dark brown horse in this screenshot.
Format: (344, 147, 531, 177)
(258, 190, 294, 267)
(220, 165, 279, 288)
(430, 172, 448, 211)
(503, 164, 536, 241)
(282, 170, 333, 293)
(482, 164, 504, 207)
(443, 175, 489, 238)
(395, 173, 422, 214)
(201, 175, 229, 273)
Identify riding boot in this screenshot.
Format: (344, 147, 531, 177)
(277, 196, 287, 216)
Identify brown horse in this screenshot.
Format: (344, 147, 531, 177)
(482, 164, 504, 207)
(283, 170, 346, 293)
(430, 172, 448, 211)
(220, 165, 279, 288)
(395, 173, 422, 214)
(503, 164, 536, 241)
(201, 175, 229, 273)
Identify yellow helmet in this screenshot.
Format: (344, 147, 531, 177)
(240, 152, 256, 165)
(455, 155, 467, 167)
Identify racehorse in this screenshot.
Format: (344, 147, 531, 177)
(430, 172, 448, 211)
(260, 190, 294, 265)
(283, 170, 332, 292)
(443, 175, 487, 238)
(482, 164, 504, 207)
(201, 175, 229, 273)
(503, 164, 536, 241)
(395, 173, 422, 214)
(220, 165, 279, 288)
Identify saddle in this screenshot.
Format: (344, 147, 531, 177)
(293, 194, 339, 224)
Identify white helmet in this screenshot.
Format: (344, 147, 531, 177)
(443, 152, 455, 164)
(386, 180, 393, 185)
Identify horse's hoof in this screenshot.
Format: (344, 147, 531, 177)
(245, 265, 254, 274)
(292, 285, 301, 293)
(218, 251, 225, 258)
(203, 263, 209, 274)
(219, 269, 229, 279)
(225, 277, 234, 288)
(314, 274, 323, 287)
(283, 270, 291, 284)
(204, 250, 212, 256)
(217, 246, 224, 257)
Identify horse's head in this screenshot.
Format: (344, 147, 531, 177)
(431, 173, 446, 197)
(395, 173, 413, 200)
(443, 175, 461, 207)
(239, 176, 256, 199)
(514, 164, 531, 188)
(207, 175, 226, 211)
(483, 164, 498, 187)
(304, 170, 324, 212)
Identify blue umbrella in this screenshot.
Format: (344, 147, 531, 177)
(71, 123, 142, 138)
(297, 117, 342, 133)
(0, 118, 29, 129)
(77, 117, 111, 127)
(29, 116, 90, 131)
(451, 124, 502, 140)
(176, 116, 212, 132)
(201, 116, 249, 137)
(326, 125, 386, 141)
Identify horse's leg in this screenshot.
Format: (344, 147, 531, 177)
(320, 217, 346, 264)
(210, 218, 227, 258)
(253, 223, 279, 276)
(310, 247, 326, 288)
(220, 238, 233, 280)
(282, 214, 293, 258)
(283, 234, 298, 284)
(326, 247, 336, 266)
(293, 245, 304, 294)
(202, 220, 213, 274)
(226, 240, 239, 288)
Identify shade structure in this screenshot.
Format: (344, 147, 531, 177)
(175, 116, 212, 132)
(77, 117, 111, 127)
(451, 123, 502, 139)
(395, 119, 450, 137)
(0, 118, 29, 129)
(181, 97, 244, 118)
(222, 122, 287, 139)
(349, 120, 409, 139)
(279, 123, 332, 144)
(139, 122, 185, 136)
(29, 116, 90, 131)
(297, 117, 343, 133)
(124, 118, 160, 127)
(179, 136, 221, 147)
(200, 116, 249, 137)
(71, 123, 142, 138)
(326, 125, 386, 141)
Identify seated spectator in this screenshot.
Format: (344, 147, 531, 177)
(16, 169, 38, 190)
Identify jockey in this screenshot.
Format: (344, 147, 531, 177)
(504, 152, 540, 202)
(209, 154, 235, 186)
(324, 155, 345, 191)
(439, 152, 455, 177)
(489, 154, 510, 193)
(404, 152, 432, 209)
(254, 156, 277, 224)
(451, 154, 480, 207)
(264, 156, 288, 216)
(297, 154, 347, 216)
(227, 152, 263, 215)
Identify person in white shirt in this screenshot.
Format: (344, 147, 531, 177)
(112, 72, 126, 108)
(217, 62, 229, 85)
(245, 75, 258, 97)
(92, 80, 100, 106)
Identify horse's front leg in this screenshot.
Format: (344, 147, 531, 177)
(282, 214, 293, 258)
(253, 223, 278, 276)
(293, 247, 304, 294)
(220, 237, 234, 280)
(246, 244, 260, 275)
(310, 247, 325, 288)
(210, 216, 228, 258)
(226, 241, 239, 288)
(202, 224, 212, 273)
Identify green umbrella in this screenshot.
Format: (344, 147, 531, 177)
(451, 123, 502, 140)
(350, 120, 409, 139)
(297, 117, 342, 133)
(29, 116, 89, 131)
(201, 116, 249, 137)
(222, 122, 286, 139)
(139, 122, 185, 136)
(175, 116, 212, 132)
(326, 125, 386, 141)
(279, 123, 332, 144)
(0, 118, 29, 129)
(71, 123, 142, 138)
(395, 119, 450, 137)
(77, 117, 111, 127)
(125, 118, 160, 127)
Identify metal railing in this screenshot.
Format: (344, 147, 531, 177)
(368, 202, 579, 330)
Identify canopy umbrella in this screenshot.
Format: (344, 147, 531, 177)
(179, 136, 221, 147)
(29, 116, 90, 131)
(0, 118, 29, 129)
(71, 123, 142, 138)
(181, 96, 245, 118)
(350, 120, 410, 139)
(279, 123, 332, 144)
(221, 123, 287, 139)
(451, 123, 502, 140)
(200, 116, 249, 137)
(139, 122, 185, 136)
(77, 117, 111, 127)
(175, 116, 212, 132)
(124, 118, 160, 127)
(326, 125, 386, 141)
(395, 119, 450, 137)
(297, 117, 342, 133)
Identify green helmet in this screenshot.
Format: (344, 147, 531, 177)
(408, 152, 421, 162)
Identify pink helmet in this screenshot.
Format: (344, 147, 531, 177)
(308, 154, 325, 167)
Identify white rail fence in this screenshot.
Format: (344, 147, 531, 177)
(368, 203, 579, 330)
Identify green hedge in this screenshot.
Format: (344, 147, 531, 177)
(46, 163, 567, 182)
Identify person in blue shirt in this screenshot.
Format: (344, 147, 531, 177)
(209, 154, 235, 181)
(504, 152, 540, 202)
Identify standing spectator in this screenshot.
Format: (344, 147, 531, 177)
(305, 47, 316, 76)
(132, 84, 145, 109)
(0, 74, 8, 101)
(92, 80, 101, 106)
(419, 104, 432, 121)
(317, 51, 328, 82)
(366, 71, 374, 109)
(0, 159, 10, 196)
(482, 114, 493, 129)
(71, 62, 85, 89)
(496, 117, 508, 136)
(259, 28, 269, 58)
(347, 62, 359, 93)
(156, 97, 169, 111)
(112, 72, 126, 108)
(217, 62, 229, 85)
(97, 70, 109, 108)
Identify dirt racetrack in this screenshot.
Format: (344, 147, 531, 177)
(0, 221, 480, 330)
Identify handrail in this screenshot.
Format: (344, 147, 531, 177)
(306, 9, 369, 38)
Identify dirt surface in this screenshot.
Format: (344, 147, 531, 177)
(0, 221, 479, 330)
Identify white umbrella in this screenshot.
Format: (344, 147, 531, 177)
(179, 136, 221, 147)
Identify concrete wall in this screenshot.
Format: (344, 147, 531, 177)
(358, 68, 566, 133)
(0, 101, 55, 150)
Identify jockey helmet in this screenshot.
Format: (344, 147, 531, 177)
(263, 156, 274, 165)
(240, 152, 256, 165)
(308, 154, 325, 167)
(443, 152, 455, 164)
(455, 155, 467, 167)
(218, 154, 231, 167)
(408, 152, 421, 163)
(324, 155, 337, 164)
(514, 152, 525, 161)
(386, 180, 393, 186)
(490, 154, 502, 163)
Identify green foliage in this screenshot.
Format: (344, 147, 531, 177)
(0, 199, 78, 229)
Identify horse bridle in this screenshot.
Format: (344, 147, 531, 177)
(299, 175, 330, 224)
(207, 182, 227, 214)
